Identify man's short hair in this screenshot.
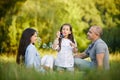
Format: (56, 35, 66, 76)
(92, 26, 103, 36)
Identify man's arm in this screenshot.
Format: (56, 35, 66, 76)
(74, 52, 88, 59)
(96, 53, 104, 70)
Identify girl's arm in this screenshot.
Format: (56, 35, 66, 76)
(70, 39, 78, 53)
(52, 38, 59, 50)
(73, 47, 78, 53)
(52, 31, 60, 50)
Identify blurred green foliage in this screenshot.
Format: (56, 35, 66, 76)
(0, 0, 120, 54)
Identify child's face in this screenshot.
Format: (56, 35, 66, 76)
(30, 32, 37, 44)
(62, 25, 71, 38)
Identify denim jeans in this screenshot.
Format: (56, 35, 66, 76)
(56, 66, 74, 72)
(74, 58, 95, 70)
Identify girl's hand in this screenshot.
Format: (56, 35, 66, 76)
(70, 42, 78, 53)
(70, 42, 76, 48)
(73, 47, 78, 53)
(56, 31, 60, 38)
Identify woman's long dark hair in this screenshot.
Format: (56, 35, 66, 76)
(16, 28, 36, 64)
(58, 23, 75, 51)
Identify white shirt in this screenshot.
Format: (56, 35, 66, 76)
(25, 43, 41, 71)
(55, 38, 75, 67)
(25, 44, 54, 71)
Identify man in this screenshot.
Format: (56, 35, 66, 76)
(74, 26, 109, 70)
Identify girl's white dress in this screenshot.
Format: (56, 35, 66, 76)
(55, 38, 75, 68)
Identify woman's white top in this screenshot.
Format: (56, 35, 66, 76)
(55, 38, 75, 67)
(25, 43, 41, 70)
(25, 43, 54, 71)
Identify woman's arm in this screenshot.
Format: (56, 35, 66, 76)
(25, 46, 35, 67)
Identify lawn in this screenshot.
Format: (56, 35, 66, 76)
(0, 51, 120, 80)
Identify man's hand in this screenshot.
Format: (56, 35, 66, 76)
(74, 53, 80, 58)
(74, 53, 88, 59)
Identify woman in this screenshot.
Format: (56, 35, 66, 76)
(16, 28, 54, 72)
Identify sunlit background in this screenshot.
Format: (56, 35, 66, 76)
(0, 0, 120, 54)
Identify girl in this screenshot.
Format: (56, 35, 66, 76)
(52, 23, 78, 72)
(16, 28, 54, 72)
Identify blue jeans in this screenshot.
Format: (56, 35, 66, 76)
(56, 66, 74, 72)
(74, 58, 95, 70)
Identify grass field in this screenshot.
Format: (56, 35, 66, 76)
(0, 51, 120, 80)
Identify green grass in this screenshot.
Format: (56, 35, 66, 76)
(0, 62, 84, 80)
(0, 52, 120, 80)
